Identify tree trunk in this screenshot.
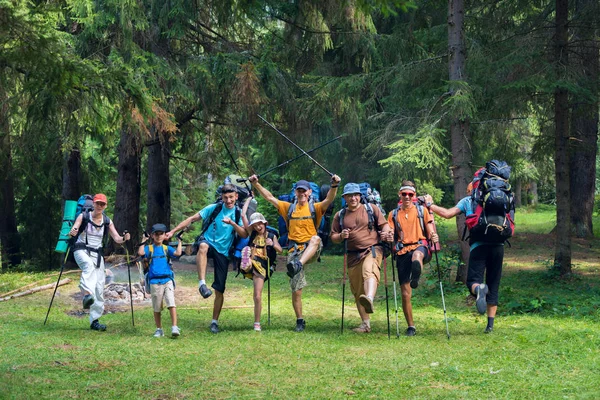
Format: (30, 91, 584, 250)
(529, 180, 538, 205)
(110, 126, 142, 255)
(514, 180, 523, 207)
(569, 0, 599, 238)
(448, 0, 471, 283)
(146, 125, 171, 232)
(62, 148, 81, 201)
(0, 81, 21, 269)
(553, 0, 572, 276)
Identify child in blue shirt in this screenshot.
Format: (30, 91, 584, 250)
(138, 224, 182, 337)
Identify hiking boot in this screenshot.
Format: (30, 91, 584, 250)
(171, 326, 180, 337)
(405, 326, 416, 336)
(199, 283, 213, 299)
(352, 322, 371, 333)
(475, 284, 488, 315)
(90, 319, 106, 331)
(359, 294, 374, 314)
(254, 322, 261, 332)
(240, 246, 252, 272)
(484, 326, 493, 334)
(210, 322, 219, 334)
(294, 319, 306, 332)
(82, 294, 94, 310)
(286, 260, 303, 278)
(410, 263, 421, 289)
(153, 328, 164, 337)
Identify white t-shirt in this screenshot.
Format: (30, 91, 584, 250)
(76, 213, 111, 250)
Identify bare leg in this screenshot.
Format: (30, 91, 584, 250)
(298, 236, 321, 265)
(292, 289, 303, 319)
(487, 305, 497, 318)
(253, 277, 265, 323)
(168, 306, 177, 326)
(153, 312, 162, 328)
(212, 290, 224, 320)
(196, 243, 209, 280)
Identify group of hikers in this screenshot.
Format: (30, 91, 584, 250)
(66, 160, 514, 338)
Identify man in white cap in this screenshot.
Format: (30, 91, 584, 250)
(387, 181, 438, 336)
(248, 174, 341, 332)
(330, 183, 392, 333)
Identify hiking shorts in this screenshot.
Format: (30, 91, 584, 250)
(396, 245, 430, 285)
(151, 280, 176, 312)
(200, 241, 230, 294)
(287, 238, 323, 292)
(348, 247, 382, 301)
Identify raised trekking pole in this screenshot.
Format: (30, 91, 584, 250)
(123, 232, 135, 327)
(432, 245, 450, 340)
(390, 244, 400, 338)
(383, 252, 391, 340)
(218, 135, 254, 196)
(236, 136, 342, 183)
(258, 115, 334, 177)
(341, 240, 347, 334)
(44, 247, 70, 325)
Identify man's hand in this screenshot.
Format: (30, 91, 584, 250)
(222, 217, 233, 225)
(424, 194, 433, 206)
(249, 174, 258, 184)
(331, 174, 341, 186)
(380, 230, 394, 242)
(123, 232, 131, 242)
(340, 228, 350, 240)
(430, 232, 439, 244)
(165, 231, 174, 239)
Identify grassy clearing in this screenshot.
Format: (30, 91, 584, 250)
(1, 212, 600, 399)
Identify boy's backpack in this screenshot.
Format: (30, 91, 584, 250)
(464, 160, 515, 244)
(143, 244, 175, 293)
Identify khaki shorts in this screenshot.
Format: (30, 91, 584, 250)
(151, 280, 176, 312)
(287, 238, 323, 292)
(348, 247, 382, 301)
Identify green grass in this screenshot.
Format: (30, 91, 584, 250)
(1, 212, 600, 399)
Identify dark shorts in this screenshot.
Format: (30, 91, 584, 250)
(395, 246, 430, 285)
(200, 240, 230, 294)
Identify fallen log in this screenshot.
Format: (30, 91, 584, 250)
(0, 279, 72, 302)
(0, 270, 80, 298)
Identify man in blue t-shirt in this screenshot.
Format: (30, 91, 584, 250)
(167, 184, 248, 333)
(424, 168, 509, 334)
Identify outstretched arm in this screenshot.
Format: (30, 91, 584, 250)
(167, 213, 202, 239)
(319, 174, 341, 210)
(423, 194, 462, 219)
(248, 175, 279, 208)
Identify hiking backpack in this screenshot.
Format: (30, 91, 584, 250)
(143, 244, 175, 293)
(341, 182, 386, 216)
(392, 203, 430, 253)
(464, 160, 515, 244)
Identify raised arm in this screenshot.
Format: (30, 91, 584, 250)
(248, 175, 279, 208)
(241, 197, 253, 235)
(137, 232, 149, 256)
(319, 174, 341, 210)
(173, 238, 183, 257)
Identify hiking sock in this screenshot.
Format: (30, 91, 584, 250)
(211, 319, 218, 325)
(487, 317, 494, 329)
(364, 319, 371, 328)
(199, 279, 206, 286)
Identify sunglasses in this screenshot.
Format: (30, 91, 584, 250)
(400, 192, 415, 198)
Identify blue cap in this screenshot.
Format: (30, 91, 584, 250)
(151, 223, 168, 234)
(342, 183, 361, 196)
(295, 180, 311, 191)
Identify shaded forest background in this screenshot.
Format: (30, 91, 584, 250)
(0, 0, 598, 278)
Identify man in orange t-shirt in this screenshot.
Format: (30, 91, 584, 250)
(249, 174, 341, 332)
(388, 180, 438, 336)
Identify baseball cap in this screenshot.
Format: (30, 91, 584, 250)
(93, 193, 107, 204)
(295, 180, 311, 191)
(151, 223, 168, 233)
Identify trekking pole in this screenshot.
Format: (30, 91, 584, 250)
(123, 232, 135, 327)
(432, 245, 450, 340)
(267, 258, 271, 326)
(341, 240, 347, 334)
(44, 247, 70, 325)
(218, 135, 254, 196)
(390, 245, 400, 338)
(383, 252, 391, 340)
(258, 115, 334, 177)
(236, 136, 342, 183)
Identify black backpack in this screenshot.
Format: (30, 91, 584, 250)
(464, 160, 515, 244)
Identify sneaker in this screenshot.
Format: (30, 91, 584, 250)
(153, 328, 164, 337)
(359, 295, 374, 314)
(405, 326, 416, 336)
(287, 260, 303, 278)
(286, 261, 295, 278)
(90, 319, 107, 331)
(475, 284, 488, 315)
(484, 326, 493, 334)
(171, 326, 180, 337)
(352, 322, 371, 333)
(82, 294, 94, 310)
(240, 246, 252, 272)
(294, 319, 306, 332)
(410, 263, 421, 289)
(254, 322, 261, 332)
(210, 322, 219, 334)
(199, 283, 213, 299)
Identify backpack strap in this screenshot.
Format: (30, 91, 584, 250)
(287, 199, 317, 231)
(393, 205, 426, 246)
(200, 203, 224, 237)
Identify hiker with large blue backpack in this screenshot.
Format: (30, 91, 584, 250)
(388, 181, 439, 337)
(68, 194, 131, 331)
(249, 173, 341, 332)
(424, 160, 515, 334)
(166, 184, 248, 334)
(330, 183, 393, 334)
(138, 224, 183, 338)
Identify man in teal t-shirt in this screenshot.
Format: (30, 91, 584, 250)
(167, 184, 248, 333)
